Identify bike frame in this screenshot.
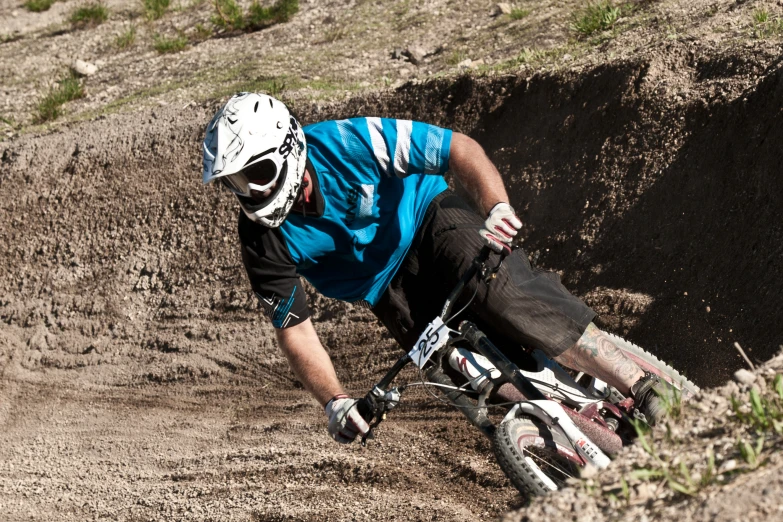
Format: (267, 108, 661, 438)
(362, 246, 614, 469)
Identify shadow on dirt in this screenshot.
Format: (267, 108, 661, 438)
(467, 62, 782, 387)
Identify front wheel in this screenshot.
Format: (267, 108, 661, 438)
(493, 416, 583, 497)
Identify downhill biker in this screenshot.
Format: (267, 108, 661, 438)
(202, 93, 672, 444)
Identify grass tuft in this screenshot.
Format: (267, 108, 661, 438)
(191, 23, 213, 41)
(24, 0, 58, 12)
(446, 50, 468, 66)
(659, 380, 685, 420)
(571, 1, 621, 37)
(212, 0, 299, 31)
(248, 0, 299, 25)
(114, 25, 136, 49)
(143, 0, 171, 20)
(509, 7, 530, 20)
(35, 72, 85, 123)
(751, 9, 783, 38)
(212, 0, 245, 29)
(753, 8, 770, 24)
(730, 376, 783, 434)
(70, 2, 109, 27)
(153, 33, 188, 53)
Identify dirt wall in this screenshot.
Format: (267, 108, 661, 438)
(3, 48, 781, 389)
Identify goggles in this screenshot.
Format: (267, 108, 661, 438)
(221, 156, 286, 206)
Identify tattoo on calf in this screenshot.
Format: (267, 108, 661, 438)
(557, 323, 642, 385)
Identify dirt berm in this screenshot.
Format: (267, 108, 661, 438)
(1, 43, 782, 520)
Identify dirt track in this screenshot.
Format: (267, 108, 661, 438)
(2, 0, 783, 519)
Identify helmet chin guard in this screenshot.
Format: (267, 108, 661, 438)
(202, 92, 307, 227)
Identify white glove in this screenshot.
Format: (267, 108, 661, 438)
(324, 395, 370, 444)
(479, 202, 522, 253)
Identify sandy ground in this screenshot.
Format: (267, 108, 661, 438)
(1, 0, 783, 520)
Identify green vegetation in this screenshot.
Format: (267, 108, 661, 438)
(730, 374, 783, 433)
(212, 0, 244, 29)
(212, 0, 299, 31)
(509, 7, 530, 20)
(248, 0, 298, 24)
(496, 46, 572, 70)
(35, 72, 85, 123)
(753, 8, 770, 25)
(214, 75, 289, 99)
(153, 33, 188, 53)
(143, 0, 171, 20)
(571, 1, 621, 37)
(115, 25, 136, 49)
(658, 381, 685, 421)
(24, 0, 57, 12)
(751, 9, 783, 38)
(610, 373, 783, 502)
(446, 50, 468, 65)
(624, 420, 709, 496)
(192, 23, 213, 41)
(70, 3, 109, 27)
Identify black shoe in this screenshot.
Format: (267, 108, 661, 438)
(630, 372, 675, 426)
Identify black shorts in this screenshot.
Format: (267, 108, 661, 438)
(371, 191, 596, 358)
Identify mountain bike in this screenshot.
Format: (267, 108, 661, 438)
(359, 246, 699, 496)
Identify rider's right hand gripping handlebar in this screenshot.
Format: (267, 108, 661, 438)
(359, 386, 402, 446)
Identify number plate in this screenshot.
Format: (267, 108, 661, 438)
(408, 317, 452, 369)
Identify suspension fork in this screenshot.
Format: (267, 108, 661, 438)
(458, 321, 547, 402)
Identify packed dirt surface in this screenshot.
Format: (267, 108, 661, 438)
(2, 0, 783, 520)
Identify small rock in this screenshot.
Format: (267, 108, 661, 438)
(391, 48, 403, 60)
(733, 368, 756, 385)
(405, 46, 427, 66)
(457, 58, 473, 68)
(493, 3, 512, 16)
(562, 53, 573, 62)
(71, 59, 97, 77)
(579, 464, 598, 479)
(398, 68, 411, 78)
(718, 459, 737, 473)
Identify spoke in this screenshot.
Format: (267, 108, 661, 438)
(521, 447, 577, 485)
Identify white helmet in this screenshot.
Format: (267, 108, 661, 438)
(202, 93, 307, 227)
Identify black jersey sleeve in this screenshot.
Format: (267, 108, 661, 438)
(238, 212, 310, 329)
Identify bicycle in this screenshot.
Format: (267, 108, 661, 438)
(358, 245, 699, 496)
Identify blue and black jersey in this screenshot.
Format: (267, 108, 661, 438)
(239, 118, 452, 328)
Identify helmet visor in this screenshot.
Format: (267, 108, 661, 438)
(225, 160, 289, 212)
(221, 158, 281, 198)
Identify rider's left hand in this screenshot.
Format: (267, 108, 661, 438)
(479, 202, 522, 254)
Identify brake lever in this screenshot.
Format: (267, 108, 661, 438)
(359, 386, 403, 447)
(361, 415, 384, 447)
(481, 238, 522, 283)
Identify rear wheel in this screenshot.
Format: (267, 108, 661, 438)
(606, 333, 700, 399)
(493, 416, 583, 497)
